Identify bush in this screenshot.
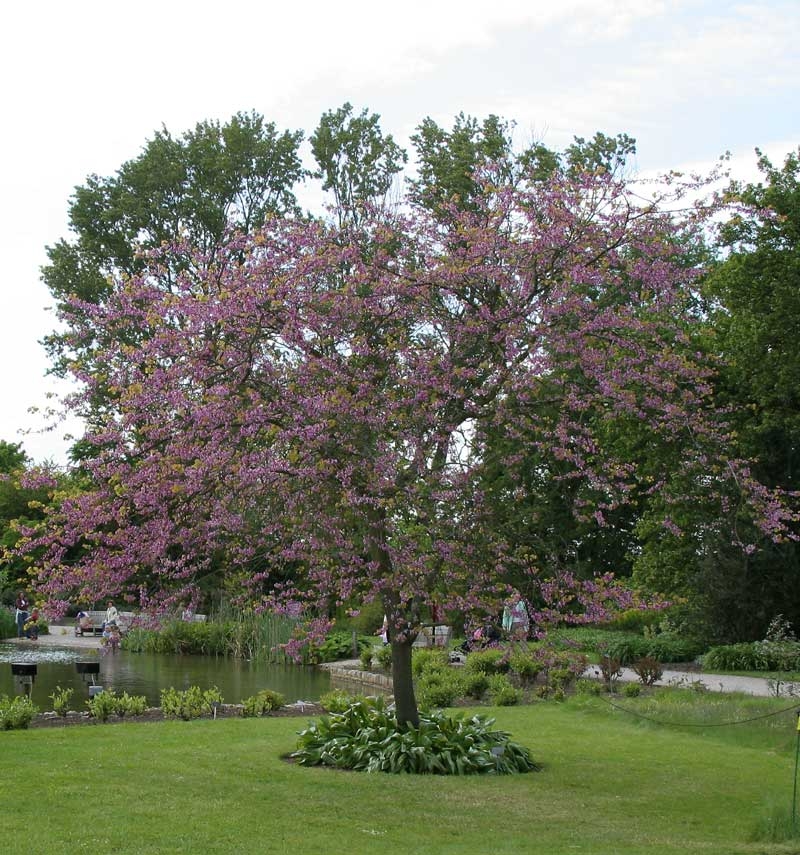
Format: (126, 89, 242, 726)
(603, 609, 663, 633)
(575, 678, 602, 696)
(359, 647, 374, 670)
(0, 694, 38, 729)
(160, 685, 224, 720)
(242, 689, 285, 717)
(509, 652, 541, 685)
(0, 607, 15, 639)
(375, 644, 393, 669)
(50, 686, 74, 717)
(293, 700, 538, 775)
(622, 681, 641, 697)
(702, 641, 800, 672)
(465, 648, 509, 675)
(487, 675, 521, 706)
(319, 690, 383, 713)
(602, 634, 701, 665)
(312, 631, 371, 663)
(85, 689, 148, 720)
(416, 671, 462, 710)
(632, 656, 664, 686)
(412, 648, 449, 678)
(460, 671, 490, 700)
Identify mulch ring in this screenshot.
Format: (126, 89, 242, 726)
(28, 702, 326, 728)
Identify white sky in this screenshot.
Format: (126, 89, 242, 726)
(1, 0, 798, 465)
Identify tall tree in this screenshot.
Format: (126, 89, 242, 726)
(634, 148, 800, 641)
(310, 102, 407, 227)
(18, 162, 795, 724)
(42, 111, 305, 381)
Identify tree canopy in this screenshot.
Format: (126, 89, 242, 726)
(19, 150, 797, 723)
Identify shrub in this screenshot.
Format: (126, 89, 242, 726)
(412, 648, 449, 678)
(319, 689, 375, 713)
(311, 631, 371, 663)
(293, 701, 538, 775)
(160, 685, 224, 720)
(242, 689, 285, 717)
(487, 675, 521, 706)
(509, 652, 541, 685)
(465, 648, 509, 676)
(116, 692, 148, 717)
(603, 608, 663, 633)
(86, 689, 120, 722)
(0, 694, 38, 729)
(702, 641, 800, 672)
(0, 607, 16, 639)
(575, 678, 602, 696)
(359, 647, 374, 670)
(603, 634, 700, 665)
(375, 644, 393, 670)
(622, 682, 642, 697)
(50, 686, 74, 717)
(632, 656, 664, 686)
(597, 654, 622, 691)
(416, 670, 462, 710)
(460, 671, 490, 700)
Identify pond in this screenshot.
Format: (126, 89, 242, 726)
(0, 642, 332, 711)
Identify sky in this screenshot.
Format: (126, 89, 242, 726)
(1, 0, 798, 465)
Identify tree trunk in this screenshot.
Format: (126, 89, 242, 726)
(391, 637, 419, 727)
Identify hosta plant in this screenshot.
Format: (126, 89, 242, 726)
(292, 699, 538, 775)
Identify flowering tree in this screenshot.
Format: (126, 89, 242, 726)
(18, 165, 796, 725)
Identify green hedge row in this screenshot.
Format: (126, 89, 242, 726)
(702, 641, 800, 672)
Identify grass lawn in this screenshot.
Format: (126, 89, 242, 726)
(2, 694, 800, 854)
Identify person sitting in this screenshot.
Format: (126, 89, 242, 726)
(75, 609, 93, 636)
(103, 600, 119, 629)
(23, 608, 40, 640)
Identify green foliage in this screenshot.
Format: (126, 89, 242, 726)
(509, 652, 541, 685)
(310, 102, 407, 227)
(160, 686, 224, 720)
(50, 686, 74, 717)
(293, 700, 538, 775)
(85, 689, 148, 720)
(622, 682, 642, 698)
(603, 608, 663, 633)
(241, 689, 285, 717)
(702, 640, 800, 672)
(487, 675, 521, 706)
(359, 647, 374, 670)
(416, 671, 462, 710)
(86, 689, 119, 721)
(411, 647, 449, 677)
(374, 643, 393, 670)
(575, 678, 603, 696)
(460, 671, 490, 700)
(601, 634, 701, 665)
(0, 694, 38, 729)
(0, 607, 15, 639)
(464, 648, 509, 675)
(310, 631, 371, 663)
(319, 690, 383, 714)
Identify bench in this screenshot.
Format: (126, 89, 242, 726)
(75, 610, 136, 637)
(412, 625, 452, 648)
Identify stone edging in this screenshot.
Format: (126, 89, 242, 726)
(324, 664, 393, 692)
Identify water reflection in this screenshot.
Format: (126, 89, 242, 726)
(0, 643, 330, 710)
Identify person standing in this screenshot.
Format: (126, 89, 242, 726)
(14, 591, 30, 638)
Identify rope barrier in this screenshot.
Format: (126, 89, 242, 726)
(596, 693, 800, 728)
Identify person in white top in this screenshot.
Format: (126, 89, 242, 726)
(104, 600, 119, 628)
